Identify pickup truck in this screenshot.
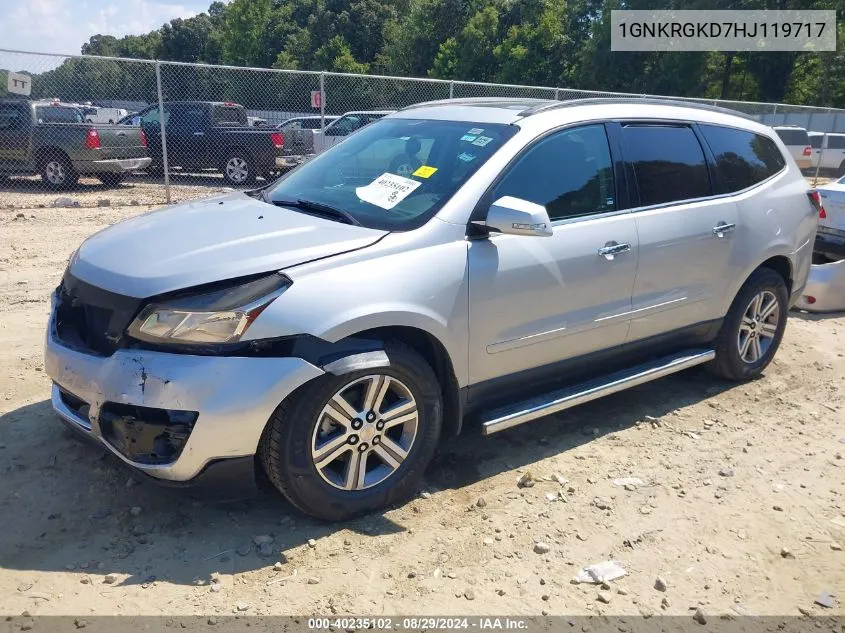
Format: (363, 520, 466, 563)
(0, 99, 151, 189)
(132, 101, 289, 185)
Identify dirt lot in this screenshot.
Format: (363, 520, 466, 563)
(0, 200, 844, 619)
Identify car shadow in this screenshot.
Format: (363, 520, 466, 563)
(790, 307, 845, 321)
(0, 366, 734, 587)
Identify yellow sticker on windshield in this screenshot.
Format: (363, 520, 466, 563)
(412, 165, 438, 179)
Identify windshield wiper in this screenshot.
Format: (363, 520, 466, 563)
(271, 198, 361, 226)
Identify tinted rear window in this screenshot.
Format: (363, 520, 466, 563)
(810, 135, 823, 149)
(622, 125, 711, 206)
(774, 128, 809, 146)
(35, 106, 83, 123)
(699, 124, 786, 193)
(213, 105, 246, 125)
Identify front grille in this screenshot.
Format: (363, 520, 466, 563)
(54, 273, 143, 356)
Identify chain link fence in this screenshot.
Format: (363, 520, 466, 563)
(2, 47, 843, 210)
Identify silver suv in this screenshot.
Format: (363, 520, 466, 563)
(45, 98, 818, 520)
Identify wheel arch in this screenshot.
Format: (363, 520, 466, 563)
(34, 146, 71, 167)
(724, 251, 794, 315)
(346, 325, 462, 438)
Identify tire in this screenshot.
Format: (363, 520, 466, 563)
(40, 153, 78, 190)
(97, 173, 124, 187)
(838, 160, 845, 177)
(222, 152, 256, 186)
(259, 340, 442, 521)
(708, 268, 789, 382)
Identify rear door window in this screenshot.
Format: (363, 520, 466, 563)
(810, 135, 823, 149)
(621, 125, 711, 207)
(699, 124, 786, 193)
(0, 103, 26, 129)
(827, 135, 845, 150)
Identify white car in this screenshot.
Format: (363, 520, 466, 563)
(814, 175, 845, 261)
(808, 132, 845, 175)
(313, 110, 395, 154)
(772, 126, 813, 171)
(84, 107, 129, 125)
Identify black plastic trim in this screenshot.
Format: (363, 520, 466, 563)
(463, 320, 722, 417)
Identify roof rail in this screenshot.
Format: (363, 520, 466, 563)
(400, 97, 552, 111)
(520, 97, 756, 120)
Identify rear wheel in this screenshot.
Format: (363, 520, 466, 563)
(97, 173, 124, 187)
(222, 152, 255, 185)
(838, 160, 845, 177)
(40, 153, 78, 190)
(709, 268, 788, 381)
(259, 341, 442, 521)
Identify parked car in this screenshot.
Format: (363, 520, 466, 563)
(117, 111, 140, 126)
(313, 110, 395, 154)
(808, 132, 845, 175)
(271, 116, 334, 169)
(84, 106, 130, 124)
(813, 175, 845, 260)
(133, 101, 289, 185)
(793, 258, 845, 312)
(0, 98, 150, 188)
(772, 125, 813, 171)
(45, 97, 817, 520)
(278, 115, 339, 131)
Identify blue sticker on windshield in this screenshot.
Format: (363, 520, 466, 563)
(460, 134, 478, 142)
(458, 152, 476, 163)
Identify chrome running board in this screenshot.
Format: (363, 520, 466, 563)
(480, 349, 715, 435)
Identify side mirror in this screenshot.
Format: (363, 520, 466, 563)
(476, 196, 553, 237)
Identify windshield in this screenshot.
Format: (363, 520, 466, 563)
(265, 117, 517, 230)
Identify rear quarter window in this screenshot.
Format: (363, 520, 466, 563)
(699, 124, 786, 193)
(774, 128, 809, 146)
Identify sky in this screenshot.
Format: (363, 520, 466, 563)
(1, 0, 211, 59)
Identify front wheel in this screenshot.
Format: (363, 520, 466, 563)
(709, 268, 788, 381)
(259, 341, 442, 521)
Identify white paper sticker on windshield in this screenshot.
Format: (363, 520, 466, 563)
(467, 127, 484, 135)
(356, 172, 422, 210)
(472, 135, 493, 147)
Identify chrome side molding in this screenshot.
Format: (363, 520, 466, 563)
(480, 349, 716, 435)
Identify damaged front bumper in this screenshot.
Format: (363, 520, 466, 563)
(44, 295, 324, 483)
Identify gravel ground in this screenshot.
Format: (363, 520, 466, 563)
(0, 196, 843, 619)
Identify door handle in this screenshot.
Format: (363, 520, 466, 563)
(598, 242, 631, 260)
(712, 222, 736, 237)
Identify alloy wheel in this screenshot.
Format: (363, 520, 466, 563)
(310, 374, 419, 491)
(737, 290, 779, 364)
(225, 157, 249, 183)
(45, 160, 66, 185)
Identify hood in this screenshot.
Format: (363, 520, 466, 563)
(70, 192, 387, 298)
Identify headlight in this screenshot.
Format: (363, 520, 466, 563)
(127, 273, 291, 345)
